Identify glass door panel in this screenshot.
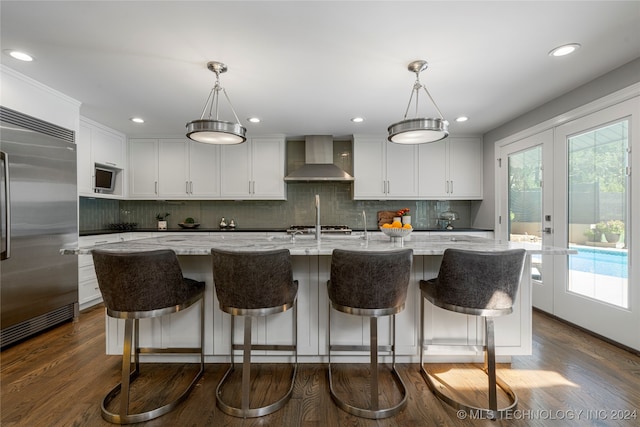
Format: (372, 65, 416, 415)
(508, 146, 543, 280)
(567, 120, 629, 308)
(499, 129, 554, 312)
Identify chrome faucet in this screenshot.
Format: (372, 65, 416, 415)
(315, 194, 321, 241)
(290, 230, 304, 242)
(362, 210, 368, 241)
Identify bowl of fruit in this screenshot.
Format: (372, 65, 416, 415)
(380, 220, 413, 238)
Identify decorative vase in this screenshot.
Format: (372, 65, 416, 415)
(402, 215, 411, 226)
(393, 216, 401, 223)
(157, 220, 167, 230)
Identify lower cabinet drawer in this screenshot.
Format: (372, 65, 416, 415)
(79, 265, 101, 306)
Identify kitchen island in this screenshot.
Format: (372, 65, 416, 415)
(65, 233, 571, 363)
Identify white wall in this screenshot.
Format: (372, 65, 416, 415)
(474, 57, 640, 229)
(0, 65, 81, 134)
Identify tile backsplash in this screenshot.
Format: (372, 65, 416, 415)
(80, 183, 476, 231)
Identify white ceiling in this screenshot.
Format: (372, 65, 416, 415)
(2, 1, 639, 140)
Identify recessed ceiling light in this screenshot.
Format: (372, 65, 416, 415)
(351, 117, 364, 123)
(455, 116, 468, 122)
(247, 117, 261, 123)
(548, 43, 581, 57)
(130, 117, 144, 124)
(5, 50, 34, 62)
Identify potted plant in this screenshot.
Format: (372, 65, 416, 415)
(583, 227, 601, 243)
(598, 220, 624, 243)
(178, 217, 200, 229)
(155, 212, 170, 230)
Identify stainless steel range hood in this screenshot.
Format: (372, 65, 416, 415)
(284, 135, 354, 181)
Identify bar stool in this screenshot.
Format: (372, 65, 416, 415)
(92, 249, 205, 425)
(419, 248, 526, 420)
(327, 248, 413, 419)
(211, 248, 298, 418)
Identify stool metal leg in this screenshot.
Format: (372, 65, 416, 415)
(328, 306, 408, 419)
(419, 304, 518, 420)
(216, 306, 298, 418)
(101, 300, 205, 424)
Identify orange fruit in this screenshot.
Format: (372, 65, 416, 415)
(403, 224, 412, 229)
(382, 223, 391, 229)
(391, 221, 402, 228)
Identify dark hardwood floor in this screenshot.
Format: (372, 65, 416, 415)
(1, 305, 639, 426)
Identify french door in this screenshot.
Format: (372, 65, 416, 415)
(498, 130, 554, 312)
(552, 98, 637, 349)
(498, 96, 639, 350)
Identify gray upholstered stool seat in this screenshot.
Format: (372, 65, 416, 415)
(419, 248, 526, 420)
(92, 249, 205, 425)
(211, 248, 298, 418)
(327, 249, 413, 419)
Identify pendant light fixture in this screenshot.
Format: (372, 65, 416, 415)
(387, 60, 448, 144)
(186, 61, 247, 144)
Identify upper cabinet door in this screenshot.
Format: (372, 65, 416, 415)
(189, 142, 221, 198)
(418, 137, 483, 199)
(448, 137, 483, 199)
(220, 137, 286, 200)
(418, 139, 449, 198)
(158, 139, 189, 198)
(251, 137, 286, 199)
(129, 139, 159, 198)
(92, 126, 125, 168)
(220, 141, 252, 198)
(77, 122, 93, 195)
(353, 137, 386, 199)
(385, 142, 418, 198)
(353, 136, 418, 200)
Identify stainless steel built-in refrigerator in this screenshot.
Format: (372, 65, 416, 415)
(1, 106, 78, 348)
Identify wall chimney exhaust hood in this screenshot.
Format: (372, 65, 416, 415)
(284, 135, 354, 181)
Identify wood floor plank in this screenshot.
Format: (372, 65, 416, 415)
(1, 305, 639, 426)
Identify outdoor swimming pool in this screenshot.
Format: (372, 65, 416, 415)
(569, 246, 628, 279)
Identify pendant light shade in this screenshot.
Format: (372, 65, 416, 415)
(387, 60, 448, 144)
(186, 61, 247, 144)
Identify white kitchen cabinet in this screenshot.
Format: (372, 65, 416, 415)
(220, 137, 286, 200)
(78, 234, 124, 310)
(78, 233, 153, 310)
(130, 138, 221, 199)
(353, 136, 418, 200)
(158, 139, 221, 199)
(78, 117, 126, 197)
(188, 141, 221, 197)
(418, 137, 483, 199)
(77, 121, 93, 195)
(128, 139, 159, 198)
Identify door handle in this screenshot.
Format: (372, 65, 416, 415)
(543, 227, 552, 234)
(1, 151, 10, 260)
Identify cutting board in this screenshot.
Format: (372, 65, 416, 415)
(377, 211, 397, 227)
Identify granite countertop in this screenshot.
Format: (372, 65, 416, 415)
(79, 227, 493, 236)
(65, 233, 572, 256)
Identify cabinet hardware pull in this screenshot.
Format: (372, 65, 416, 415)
(155, 181, 158, 194)
(450, 180, 453, 194)
(387, 180, 390, 194)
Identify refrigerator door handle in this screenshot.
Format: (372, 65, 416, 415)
(1, 151, 10, 260)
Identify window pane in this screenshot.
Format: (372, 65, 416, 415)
(508, 146, 543, 281)
(567, 120, 628, 308)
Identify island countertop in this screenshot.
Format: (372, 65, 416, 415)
(65, 233, 571, 256)
(66, 233, 573, 363)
